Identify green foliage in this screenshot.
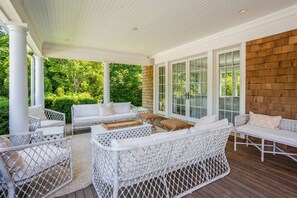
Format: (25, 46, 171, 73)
(45, 94, 99, 123)
(52, 97, 75, 123)
(0, 97, 9, 135)
(0, 29, 9, 97)
(110, 63, 142, 106)
(44, 58, 104, 98)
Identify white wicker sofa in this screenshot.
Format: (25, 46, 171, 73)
(0, 131, 72, 198)
(91, 119, 233, 198)
(71, 102, 138, 134)
(234, 114, 297, 162)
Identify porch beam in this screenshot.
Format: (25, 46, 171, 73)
(34, 55, 44, 107)
(103, 62, 110, 103)
(7, 23, 29, 133)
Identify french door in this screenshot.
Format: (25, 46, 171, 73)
(217, 48, 241, 123)
(171, 57, 207, 121)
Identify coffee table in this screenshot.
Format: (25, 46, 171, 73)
(91, 122, 152, 146)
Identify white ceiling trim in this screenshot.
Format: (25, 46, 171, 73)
(152, 4, 297, 64)
(43, 43, 152, 65)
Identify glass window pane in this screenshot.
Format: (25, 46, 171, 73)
(226, 52, 233, 66)
(218, 50, 241, 124)
(219, 54, 225, 67)
(233, 50, 240, 65)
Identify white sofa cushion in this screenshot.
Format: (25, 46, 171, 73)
(190, 118, 229, 133)
(194, 115, 216, 128)
(40, 120, 64, 128)
(29, 105, 47, 120)
(113, 102, 131, 114)
(73, 112, 137, 124)
(99, 103, 114, 116)
(248, 111, 281, 129)
(236, 125, 297, 147)
(72, 104, 100, 117)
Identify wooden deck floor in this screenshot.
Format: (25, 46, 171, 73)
(56, 139, 297, 198)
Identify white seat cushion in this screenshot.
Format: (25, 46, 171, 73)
(40, 120, 64, 128)
(236, 125, 297, 147)
(73, 113, 137, 124)
(72, 104, 100, 117)
(113, 102, 131, 114)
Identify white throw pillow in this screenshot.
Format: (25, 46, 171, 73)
(194, 115, 216, 128)
(0, 137, 27, 173)
(113, 102, 131, 114)
(248, 111, 281, 129)
(99, 103, 114, 116)
(190, 118, 229, 133)
(28, 105, 47, 120)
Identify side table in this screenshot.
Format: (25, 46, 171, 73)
(138, 113, 159, 130)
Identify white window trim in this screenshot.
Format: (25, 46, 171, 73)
(154, 63, 166, 116)
(214, 45, 244, 122)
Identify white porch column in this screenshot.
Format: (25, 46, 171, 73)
(34, 55, 44, 107)
(103, 62, 110, 103)
(28, 55, 35, 106)
(7, 23, 29, 134)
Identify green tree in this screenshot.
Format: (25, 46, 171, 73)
(0, 27, 9, 97)
(110, 63, 142, 106)
(44, 58, 104, 98)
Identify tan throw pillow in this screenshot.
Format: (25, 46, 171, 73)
(0, 137, 27, 173)
(248, 111, 281, 129)
(28, 105, 47, 120)
(99, 103, 114, 116)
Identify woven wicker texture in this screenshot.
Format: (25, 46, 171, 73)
(92, 126, 232, 197)
(29, 109, 65, 130)
(92, 125, 152, 147)
(0, 132, 72, 198)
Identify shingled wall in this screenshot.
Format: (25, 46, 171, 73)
(246, 29, 297, 119)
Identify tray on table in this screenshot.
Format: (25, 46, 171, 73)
(101, 119, 143, 130)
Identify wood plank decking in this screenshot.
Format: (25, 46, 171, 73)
(56, 139, 297, 198)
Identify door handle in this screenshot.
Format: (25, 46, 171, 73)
(185, 92, 190, 100)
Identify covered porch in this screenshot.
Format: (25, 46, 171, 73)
(0, 0, 297, 197)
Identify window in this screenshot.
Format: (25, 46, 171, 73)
(158, 66, 166, 112)
(218, 50, 240, 123)
(189, 57, 207, 119)
(172, 62, 186, 116)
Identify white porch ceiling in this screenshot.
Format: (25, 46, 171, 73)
(9, 0, 297, 58)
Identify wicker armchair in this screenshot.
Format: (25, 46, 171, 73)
(29, 105, 65, 131)
(0, 131, 72, 198)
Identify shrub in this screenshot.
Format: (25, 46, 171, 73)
(45, 94, 99, 123)
(52, 97, 75, 123)
(0, 97, 9, 135)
